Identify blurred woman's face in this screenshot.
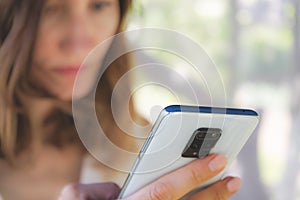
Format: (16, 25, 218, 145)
(31, 0, 120, 100)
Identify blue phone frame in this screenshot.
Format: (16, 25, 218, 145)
(164, 105, 258, 116)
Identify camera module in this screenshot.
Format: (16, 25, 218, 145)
(182, 128, 222, 158)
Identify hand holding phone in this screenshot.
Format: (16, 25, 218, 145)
(119, 105, 259, 199)
(58, 155, 241, 200)
(123, 154, 241, 200)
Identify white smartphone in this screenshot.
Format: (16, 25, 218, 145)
(119, 105, 259, 198)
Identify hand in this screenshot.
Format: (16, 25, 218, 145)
(58, 182, 120, 200)
(124, 154, 241, 200)
(58, 154, 241, 200)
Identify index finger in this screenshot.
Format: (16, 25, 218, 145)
(125, 154, 227, 200)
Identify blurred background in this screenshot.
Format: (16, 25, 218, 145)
(125, 0, 300, 199)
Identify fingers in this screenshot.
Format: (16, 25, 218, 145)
(188, 176, 242, 200)
(58, 182, 120, 200)
(125, 154, 227, 200)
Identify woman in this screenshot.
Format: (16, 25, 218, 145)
(0, 0, 241, 199)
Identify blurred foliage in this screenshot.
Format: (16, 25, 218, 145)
(128, 0, 295, 85)
(128, 0, 300, 200)
(241, 26, 293, 81)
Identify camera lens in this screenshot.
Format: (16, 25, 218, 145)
(195, 132, 206, 140)
(191, 143, 199, 149)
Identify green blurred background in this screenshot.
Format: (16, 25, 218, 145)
(127, 0, 300, 199)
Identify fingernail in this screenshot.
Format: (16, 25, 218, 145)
(208, 155, 227, 172)
(227, 178, 242, 193)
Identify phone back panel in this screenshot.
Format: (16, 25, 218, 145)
(120, 105, 259, 198)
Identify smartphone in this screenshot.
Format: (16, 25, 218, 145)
(119, 105, 259, 198)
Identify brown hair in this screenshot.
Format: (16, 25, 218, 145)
(0, 0, 137, 161)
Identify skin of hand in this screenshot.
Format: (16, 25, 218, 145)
(58, 182, 121, 200)
(58, 155, 241, 200)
